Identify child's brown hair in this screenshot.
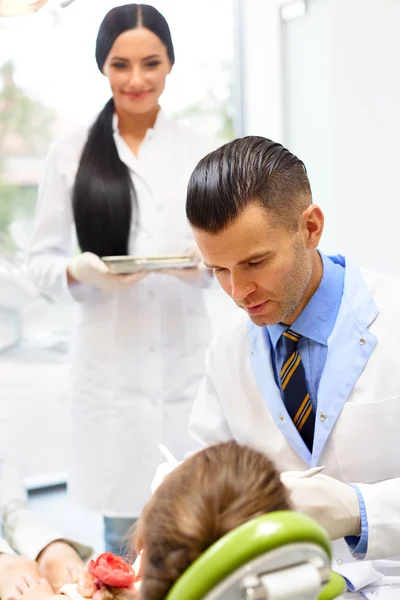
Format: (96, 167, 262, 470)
(135, 440, 291, 600)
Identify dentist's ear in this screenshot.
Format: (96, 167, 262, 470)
(300, 205, 324, 249)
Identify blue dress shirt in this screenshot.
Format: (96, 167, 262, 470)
(267, 252, 344, 405)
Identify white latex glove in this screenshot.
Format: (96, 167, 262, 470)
(281, 472, 361, 540)
(157, 266, 208, 284)
(156, 246, 212, 285)
(67, 252, 147, 293)
(150, 460, 182, 494)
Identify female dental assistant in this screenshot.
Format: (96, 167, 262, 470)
(28, 3, 217, 555)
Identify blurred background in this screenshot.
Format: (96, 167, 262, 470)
(1, 0, 399, 551)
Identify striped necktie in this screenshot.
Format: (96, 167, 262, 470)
(280, 329, 315, 452)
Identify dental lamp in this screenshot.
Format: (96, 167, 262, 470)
(0, 0, 75, 18)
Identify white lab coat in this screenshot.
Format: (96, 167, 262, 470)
(189, 259, 400, 599)
(28, 109, 217, 517)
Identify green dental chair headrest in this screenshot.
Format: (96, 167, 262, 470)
(165, 511, 346, 600)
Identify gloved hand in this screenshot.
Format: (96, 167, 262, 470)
(150, 460, 182, 494)
(157, 266, 208, 284)
(156, 246, 212, 285)
(281, 472, 361, 540)
(67, 252, 147, 293)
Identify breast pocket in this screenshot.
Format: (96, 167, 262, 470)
(333, 395, 400, 483)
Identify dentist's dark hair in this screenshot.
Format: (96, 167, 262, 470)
(72, 4, 175, 257)
(186, 136, 312, 235)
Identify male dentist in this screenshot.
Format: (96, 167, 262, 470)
(185, 136, 400, 599)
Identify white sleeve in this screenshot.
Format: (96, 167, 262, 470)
(28, 139, 95, 303)
(356, 479, 400, 560)
(188, 341, 233, 450)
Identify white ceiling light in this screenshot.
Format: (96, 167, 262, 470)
(0, 0, 76, 17)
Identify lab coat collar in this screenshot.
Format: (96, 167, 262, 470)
(338, 256, 379, 328)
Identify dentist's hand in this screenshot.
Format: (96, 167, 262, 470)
(281, 472, 361, 540)
(67, 252, 147, 292)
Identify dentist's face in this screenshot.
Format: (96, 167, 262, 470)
(102, 27, 172, 116)
(194, 203, 319, 327)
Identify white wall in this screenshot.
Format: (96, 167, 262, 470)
(331, 0, 400, 273)
(236, 0, 283, 140)
(238, 0, 400, 275)
(281, 0, 336, 253)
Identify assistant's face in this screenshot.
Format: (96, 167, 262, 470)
(102, 27, 172, 116)
(194, 203, 318, 327)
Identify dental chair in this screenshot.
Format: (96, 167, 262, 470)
(166, 511, 346, 600)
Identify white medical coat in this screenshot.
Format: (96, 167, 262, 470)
(189, 259, 400, 599)
(28, 110, 217, 517)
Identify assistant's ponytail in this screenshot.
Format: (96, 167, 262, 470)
(72, 98, 136, 257)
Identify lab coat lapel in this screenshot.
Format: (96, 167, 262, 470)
(312, 261, 379, 465)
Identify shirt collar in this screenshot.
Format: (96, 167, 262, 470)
(267, 252, 345, 347)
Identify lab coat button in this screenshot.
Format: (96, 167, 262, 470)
(320, 412, 327, 421)
(279, 416, 284, 422)
(336, 559, 343, 565)
(359, 337, 367, 346)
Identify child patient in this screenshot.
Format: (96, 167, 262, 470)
(10, 441, 291, 600)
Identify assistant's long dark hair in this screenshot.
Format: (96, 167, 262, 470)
(72, 4, 175, 257)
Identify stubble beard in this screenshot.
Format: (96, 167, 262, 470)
(253, 248, 313, 327)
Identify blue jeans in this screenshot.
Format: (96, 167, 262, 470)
(103, 516, 138, 558)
